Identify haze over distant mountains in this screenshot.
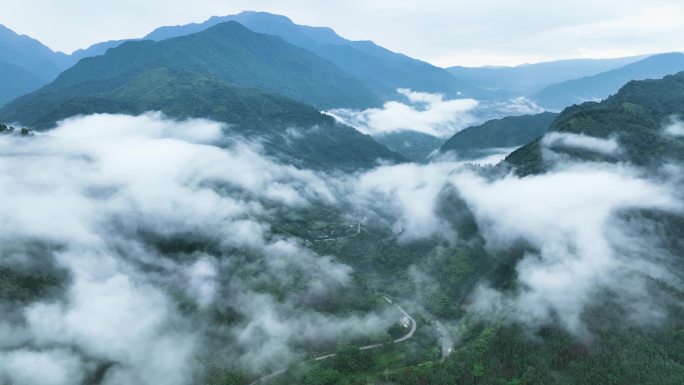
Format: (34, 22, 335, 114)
(532, 52, 684, 109)
(0, 12, 684, 142)
(4, 10, 684, 113)
(72, 11, 487, 100)
(447, 56, 647, 95)
(0, 25, 72, 104)
(449, 52, 684, 110)
(0, 22, 408, 171)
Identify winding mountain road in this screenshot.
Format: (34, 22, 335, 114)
(247, 295, 416, 385)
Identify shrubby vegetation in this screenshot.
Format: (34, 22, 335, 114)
(0, 122, 31, 135)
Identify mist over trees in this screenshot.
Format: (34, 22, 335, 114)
(1, 6, 683, 385)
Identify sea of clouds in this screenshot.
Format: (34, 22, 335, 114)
(1, 111, 681, 384)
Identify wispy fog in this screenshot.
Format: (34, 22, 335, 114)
(664, 115, 684, 137)
(542, 132, 621, 156)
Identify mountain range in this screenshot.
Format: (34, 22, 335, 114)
(3, 12, 684, 114)
(0, 22, 406, 171)
(74, 11, 487, 100)
(0, 24, 72, 104)
(3, 11, 684, 171)
(1, 9, 683, 385)
(449, 52, 684, 110)
(447, 55, 647, 95)
(532, 52, 684, 109)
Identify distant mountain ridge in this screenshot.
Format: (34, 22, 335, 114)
(532, 52, 684, 110)
(41, 22, 379, 110)
(143, 11, 487, 99)
(0, 62, 46, 106)
(0, 24, 73, 105)
(70, 11, 486, 101)
(447, 56, 647, 95)
(0, 24, 69, 79)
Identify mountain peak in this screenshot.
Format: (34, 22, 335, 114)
(231, 10, 296, 23)
(200, 20, 253, 34)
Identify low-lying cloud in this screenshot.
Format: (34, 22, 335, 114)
(542, 132, 621, 155)
(453, 164, 681, 335)
(328, 89, 479, 137)
(664, 115, 684, 137)
(2, 110, 682, 384)
(328, 89, 544, 138)
(0, 112, 391, 384)
(343, 154, 682, 337)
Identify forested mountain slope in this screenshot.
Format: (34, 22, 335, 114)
(507, 71, 684, 175)
(440, 112, 558, 157)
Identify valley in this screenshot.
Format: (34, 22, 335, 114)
(0, 4, 683, 385)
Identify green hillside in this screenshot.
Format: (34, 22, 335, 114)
(440, 112, 558, 157)
(3, 21, 380, 112)
(143, 11, 487, 100)
(373, 130, 444, 162)
(0, 67, 404, 171)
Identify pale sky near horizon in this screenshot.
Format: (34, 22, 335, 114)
(1, 0, 683, 67)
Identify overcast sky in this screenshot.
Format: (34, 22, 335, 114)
(1, 0, 683, 67)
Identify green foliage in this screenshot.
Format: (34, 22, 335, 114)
(334, 345, 375, 373)
(202, 367, 248, 385)
(388, 323, 408, 339)
(0, 266, 64, 303)
(471, 362, 485, 378)
(301, 364, 343, 385)
(388, 292, 684, 385)
(0, 123, 32, 136)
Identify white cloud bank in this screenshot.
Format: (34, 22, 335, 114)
(453, 165, 681, 335)
(344, 158, 682, 337)
(0, 112, 390, 384)
(1, 111, 682, 384)
(542, 132, 621, 156)
(328, 89, 479, 137)
(328, 89, 544, 138)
